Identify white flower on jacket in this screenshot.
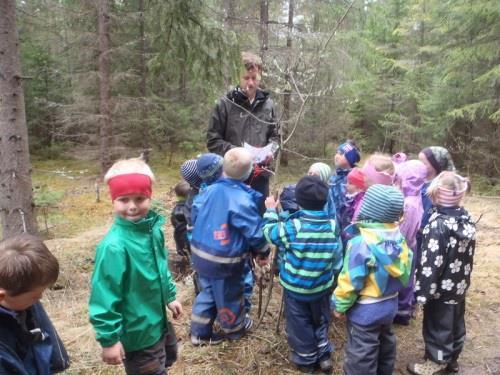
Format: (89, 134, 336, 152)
(463, 223, 475, 239)
(458, 239, 469, 253)
(430, 220, 438, 228)
(456, 280, 467, 295)
(421, 251, 428, 265)
(417, 296, 427, 304)
(428, 238, 439, 253)
(429, 283, 437, 295)
(415, 280, 421, 291)
(434, 255, 444, 267)
(464, 263, 471, 276)
(444, 217, 458, 231)
(469, 246, 474, 256)
(422, 267, 432, 278)
(441, 279, 454, 291)
(449, 236, 457, 248)
(423, 226, 430, 235)
(449, 259, 462, 273)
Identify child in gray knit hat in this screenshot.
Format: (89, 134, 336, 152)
(417, 146, 456, 252)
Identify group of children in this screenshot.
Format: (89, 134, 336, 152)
(0, 141, 476, 375)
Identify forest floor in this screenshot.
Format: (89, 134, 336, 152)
(33, 156, 500, 374)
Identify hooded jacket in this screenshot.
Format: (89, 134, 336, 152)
(327, 167, 351, 222)
(89, 211, 177, 352)
(0, 302, 69, 375)
(396, 160, 427, 251)
(333, 222, 413, 314)
(263, 209, 343, 300)
(416, 206, 476, 305)
(206, 88, 279, 156)
(191, 178, 270, 278)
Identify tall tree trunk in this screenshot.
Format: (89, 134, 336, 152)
(98, 0, 112, 174)
(281, 0, 294, 167)
(138, 0, 149, 161)
(223, 0, 235, 87)
(0, 0, 38, 237)
(223, 0, 234, 29)
(259, 0, 269, 63)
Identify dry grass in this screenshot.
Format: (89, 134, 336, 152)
(33, 155, 500, 374)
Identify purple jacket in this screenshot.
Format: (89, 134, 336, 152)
(396, 160, 427, 251)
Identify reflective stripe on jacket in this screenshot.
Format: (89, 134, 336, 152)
(191, 178, 269, 278)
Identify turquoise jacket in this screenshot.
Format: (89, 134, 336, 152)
(89, 211, 176, 351)
(263, 209, 343, 298)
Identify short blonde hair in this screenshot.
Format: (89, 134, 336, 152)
(223, 148, 254, 181)
(362, 153, 395, 187)
(104, 158, 155, 184)
(367, 153, 395, 174)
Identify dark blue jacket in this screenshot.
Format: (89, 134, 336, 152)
(0, 302, 69, 374)
(191, 178, 270, 278)
(327, 167, 351, 225)
(279, 184, 299, 214)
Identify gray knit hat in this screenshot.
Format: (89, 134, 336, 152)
(308, 162, 332, 183)
(358, 184, 404, 223)
(421, 146, 455, 175)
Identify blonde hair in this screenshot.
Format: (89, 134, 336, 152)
(427, 171, 469, 206)
(367, 153, 395, 174)
(362, 153, 395, 187)
(223, 148, 253, 181)
(104, 158, 155, 184)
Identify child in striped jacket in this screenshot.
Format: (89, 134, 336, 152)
(263, 175, 343, 374)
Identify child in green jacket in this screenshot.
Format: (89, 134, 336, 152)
(89, 158, 183, 374)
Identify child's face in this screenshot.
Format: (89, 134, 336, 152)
(0, 285, 47, 311)
(307, 169, 319, 178)
(113, 194, 151, 222)
(418, 152, 435, 180)
(334, 152, 350, 169)
(346, 182, 362, 195)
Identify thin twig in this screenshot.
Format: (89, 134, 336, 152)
(289, 71, 305, 103)
(283, 1, 355, 145)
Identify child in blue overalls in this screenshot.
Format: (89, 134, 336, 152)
(190, 148, 270, 345)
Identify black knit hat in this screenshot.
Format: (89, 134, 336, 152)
(294, 175, 328, 210)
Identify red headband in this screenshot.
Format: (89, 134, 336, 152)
(347, 167, 365, 190)
(107, 173, 152, 200)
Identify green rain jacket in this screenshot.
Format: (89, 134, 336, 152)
(89, 211, 176, 352)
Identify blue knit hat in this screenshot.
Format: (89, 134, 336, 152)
(338, 141, 361, 168)
(358, 184, 404, 223)
(180, 159, 202, 189)
(279, 184, 299, 213)
(196, 153, 223, 185)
